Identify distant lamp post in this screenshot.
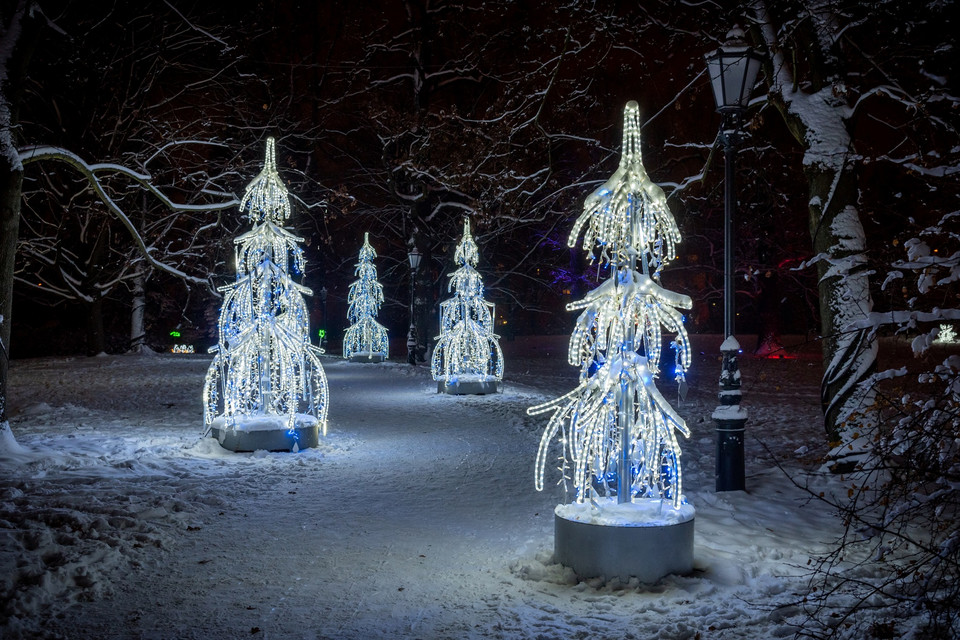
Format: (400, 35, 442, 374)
(407, 247, 422, 365)
(705, 27, 763, 492)
(319, 286, 328, 349)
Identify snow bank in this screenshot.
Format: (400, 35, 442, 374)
(0, 421, 28, 459)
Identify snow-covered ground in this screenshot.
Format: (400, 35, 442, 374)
(0, 337, 890, 639)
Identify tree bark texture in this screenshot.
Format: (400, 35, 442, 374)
(754, 0, 878, 443)
(129, 271, 147, 353)
(0, 1, 40, 424)
(0, 163, 21, 423)
(805, 161, 877, 441)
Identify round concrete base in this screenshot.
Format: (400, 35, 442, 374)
(437, 379, 499, 395)
(348, 353, 385, 363)
(210, 423, 319, 452)
(554, 512, 694, 583)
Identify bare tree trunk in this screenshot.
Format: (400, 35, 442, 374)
(129, 271, 149, 353)
(85, 296, 106, 356)
(0, 162, 21, 424)
(755, 1, 878, 448)
(1, 1, 41, 425)
(805, 161, 878, 443)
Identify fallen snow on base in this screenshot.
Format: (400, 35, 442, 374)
(209, 412, 318, 431)
(0, 345, 929, 639)
(439, 372, 499, 383)
(556, 498, 695, 526)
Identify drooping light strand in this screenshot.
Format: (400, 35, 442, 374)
(343, 232, 389, 360)
(203, 137, 328, 436)
(432, 218, 504, 383)
(528, 102, 692, 509)
(238, 137, 292, 225)
(568, 101, 681, 273)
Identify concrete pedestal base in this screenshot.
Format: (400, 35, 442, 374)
(437, 379, 499, 395)
(348, 353, 385, 363)
(211, 423, 319, 452)
(554, 512, 695, 582)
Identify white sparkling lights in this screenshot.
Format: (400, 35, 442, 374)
(203, 137, 329, 436)
(432, 218, 504, 384)
(343, 232, 389, 360)
(569, 101, 682, 274)
(528, 102, 692, 509)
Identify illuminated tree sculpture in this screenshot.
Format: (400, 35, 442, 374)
(343, 232, 389, 362)
(529, 101, 694, 514)
(203, 137, 328, 452)
(432, 218, 504, 394)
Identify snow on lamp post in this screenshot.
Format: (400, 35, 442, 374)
(407, 246, 422, 365)
(343, 232, 389, 363)
(202, 137, 329, 452)
(432, 218, 503, 395)
(528, 101, 695, 582)
(706, 27, 763, 492)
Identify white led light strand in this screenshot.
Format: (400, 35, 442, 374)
(568, 101, 682, 273)
(203, 137, 329, 436)
(344, 232, 389, 360)
(528, 102, 692, 509)
(432, 218, 504, 383)
(238, 137, 292, 225)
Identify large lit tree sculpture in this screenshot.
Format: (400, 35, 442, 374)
(203, 137, 328, 452)
(432, 218, 504, 394)
(343, 232, 389, 362)
(528, 102, 694, 581)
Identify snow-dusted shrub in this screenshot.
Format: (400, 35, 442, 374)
(803, 211, 960, 639)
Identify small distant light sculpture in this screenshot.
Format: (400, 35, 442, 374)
(432, 218, 503, 394)
(343, 233, 389, 362)
(937, 324, 958, 344)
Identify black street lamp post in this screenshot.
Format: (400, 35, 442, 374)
(407, 247, 422, 365)
(705, 27, 763, 492)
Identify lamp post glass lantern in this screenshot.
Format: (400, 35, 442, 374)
(407, 247, 422, 365)
(706, 39, 763, 115)
(705, 28, 762, 492)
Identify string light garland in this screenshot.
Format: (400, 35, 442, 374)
(343, 233, 389, 360)
(432, 218, 504, 385)
(529, 101, 692, 509)
(203, 137, 329, 439)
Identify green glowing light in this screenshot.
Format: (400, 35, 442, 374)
(170, 330, 181, 337)
(318, 329, 326, 339)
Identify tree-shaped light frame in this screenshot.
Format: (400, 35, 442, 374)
(203, 137, 329, 434)
(529, 101, 692, 508)
(344, 232, 389, 360)
(432, 218, 504, 383)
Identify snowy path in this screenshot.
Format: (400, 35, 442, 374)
(3, 350, 841, 639)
